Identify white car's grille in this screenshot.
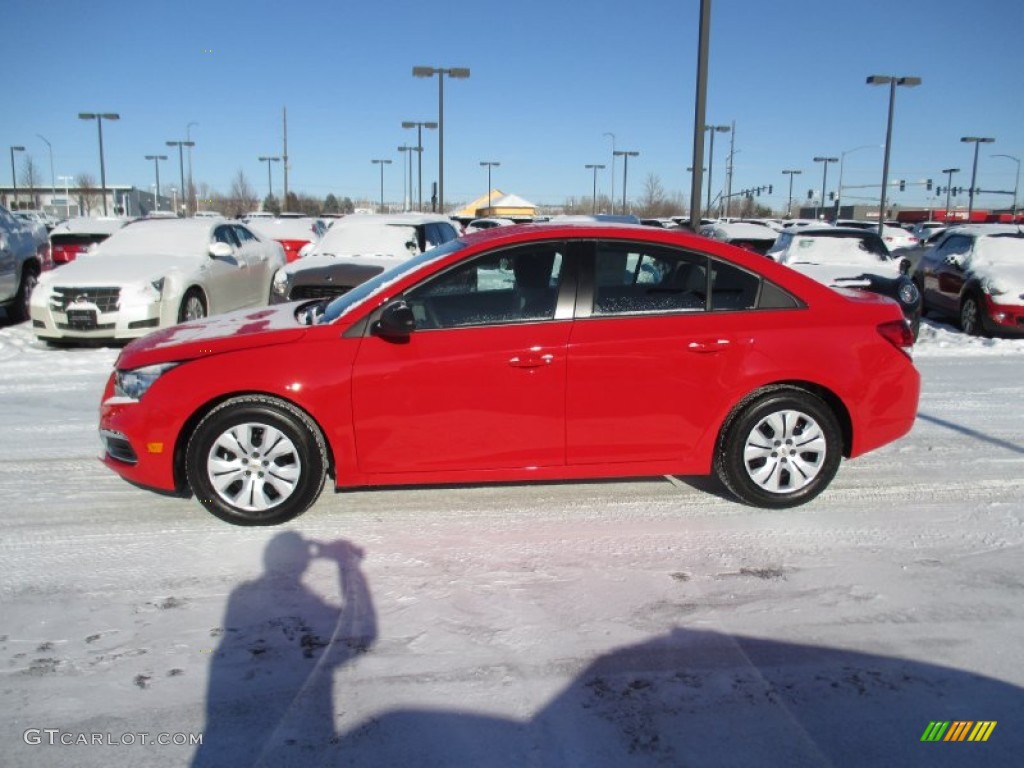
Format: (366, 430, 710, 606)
(50, 286, 121, 312)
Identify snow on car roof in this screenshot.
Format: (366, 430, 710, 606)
(309, 216, 435, 257)
(94, 219, 217, 257)
(247, 218, 323, 241)
(49, 217, 129, 236)
(776, 228, 892, 266)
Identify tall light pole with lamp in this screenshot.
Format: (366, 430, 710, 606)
(603, 132, 616, 214)
(397, 146, 414, 211)
(9, 146, 25, 210)
(79, 112, 119, 216)
(480, 161, 500, 211)
(781, 169, 802, 218)
(704, 125, 730, 215)
(401, 121, 437, 212)
(613, 150, 639, 213)
(371, 159, 392, 213)
(145, 154, 167, 212)
(960, 137, 995, 219)
(186, 122, 198, 211)
(940, 167, 960, 220)
(812, 156, 838, 220)
(258, 156, 280, 202)
(58, 174, 73, 218)
(166, 139, 195, 216)
(585, 163, 605, 214)
(991, 153, 1020, 217)
(835, 144, 881, 221)
(412, 67, 470, 213)
(866, 75, 921, 235)
(36, 134, 55, 200)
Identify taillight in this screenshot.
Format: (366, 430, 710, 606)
(877, 319, 914, 355)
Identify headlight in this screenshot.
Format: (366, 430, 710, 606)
(272, 270, 290, 297)
(984, 279, 1009, 297)
(114, 363, 178, 400)
(898, 281, 920, 306)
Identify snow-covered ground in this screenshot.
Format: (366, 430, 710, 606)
(1, 318, 1023, 767)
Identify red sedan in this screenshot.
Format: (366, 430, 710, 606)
(99, 223, 920, 525)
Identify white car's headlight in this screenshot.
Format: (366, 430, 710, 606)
(272, 269, 291, 296)
(114, 363, 178, 400)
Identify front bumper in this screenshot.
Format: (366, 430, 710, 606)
(30, 291, 166, 341)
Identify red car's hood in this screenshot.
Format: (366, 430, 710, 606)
(116, 304, 307, 369)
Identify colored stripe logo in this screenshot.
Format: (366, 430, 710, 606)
(921, 721, 996, 742)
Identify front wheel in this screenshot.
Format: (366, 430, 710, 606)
(178, 289, 207, 323)
(714, 389, 842, 509)
(186, 396, 328, 525)
(959, 294, 987, 336)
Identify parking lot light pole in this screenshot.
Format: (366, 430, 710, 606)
(960, 137, 995, 219)
(704, 125, 730, 215)
(9, 146, 25, 210)
(991, 153, 1020, 217)
(940, 167, 960, 220)
(613, 151, 639, 213)
(603, 133, 616, 214)
(36, 135, 55, 199)
(813, 156, 838, 220)
(401, 121, 437, 212)
(144, 154, 167, 212)
(585, 163, 605, 214)
(166, 139, 195, 217)
(371, 159, 392, 213)
(480, 161, 500, 210)
(257, 156, 280, 202)
(412, 67, 470, 212)
(867, 75, 921, 235)
(79, 113, 119, 215)
(836, 145, 880, 221)
(781, 169, 802, 217)
(186, 122, 198, 210)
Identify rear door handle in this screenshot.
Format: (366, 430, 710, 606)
(687, 339, 731, 353)
(509, 353, 554, 368)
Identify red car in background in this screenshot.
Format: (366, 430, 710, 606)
(246, 216, 326, 262)
(99, 223, 920, 526)
(49, 217, 129, 265)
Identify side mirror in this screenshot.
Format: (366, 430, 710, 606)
(372, 300, 416, 340)
(943, 254, 963, 269)
(298, 242, 314, 259)
(209, 241, 234, 259)
(899, 257, 911, 275)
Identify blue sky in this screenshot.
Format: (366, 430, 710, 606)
(5, 0, 1022, 213)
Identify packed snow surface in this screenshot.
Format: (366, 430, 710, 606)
(1, 317, 1022, 767)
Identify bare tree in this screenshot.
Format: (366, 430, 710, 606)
(228, 170, 258, 217)
(77, 173, 99, 216)
(19, 156, 42, 209)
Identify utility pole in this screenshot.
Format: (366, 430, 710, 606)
(282, 107, 289, 211)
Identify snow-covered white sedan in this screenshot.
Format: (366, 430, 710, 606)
(30, 218, 285, 344)
(767, 226, 922, 337)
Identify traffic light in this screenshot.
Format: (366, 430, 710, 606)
(899, 179, 906, 191)
(926, 178, 933, 190)
(807, 189, 813, 199)
(828, 192, 835, 201)
(768, 184, 773, 194)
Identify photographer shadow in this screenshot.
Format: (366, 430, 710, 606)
(191, 531, 375, 768)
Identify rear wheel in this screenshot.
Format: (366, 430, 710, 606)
(714, 389, 842, 509)
(178, 289, 207, 323)
(185, 396, 328, 526)
(9, 267, 38, 323)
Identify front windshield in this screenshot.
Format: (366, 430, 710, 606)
(320, 239, 466, 324)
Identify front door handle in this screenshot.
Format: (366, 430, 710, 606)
(687, 338, 731, 353)
(509, 353, 554, 368)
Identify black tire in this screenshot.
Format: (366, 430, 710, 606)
(959, 293, 987, 337)
(186, 396, 328, 526)
(9, 266, 38, 324)
(714, 388, 842, 509)
(178, 289, 207, 323)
